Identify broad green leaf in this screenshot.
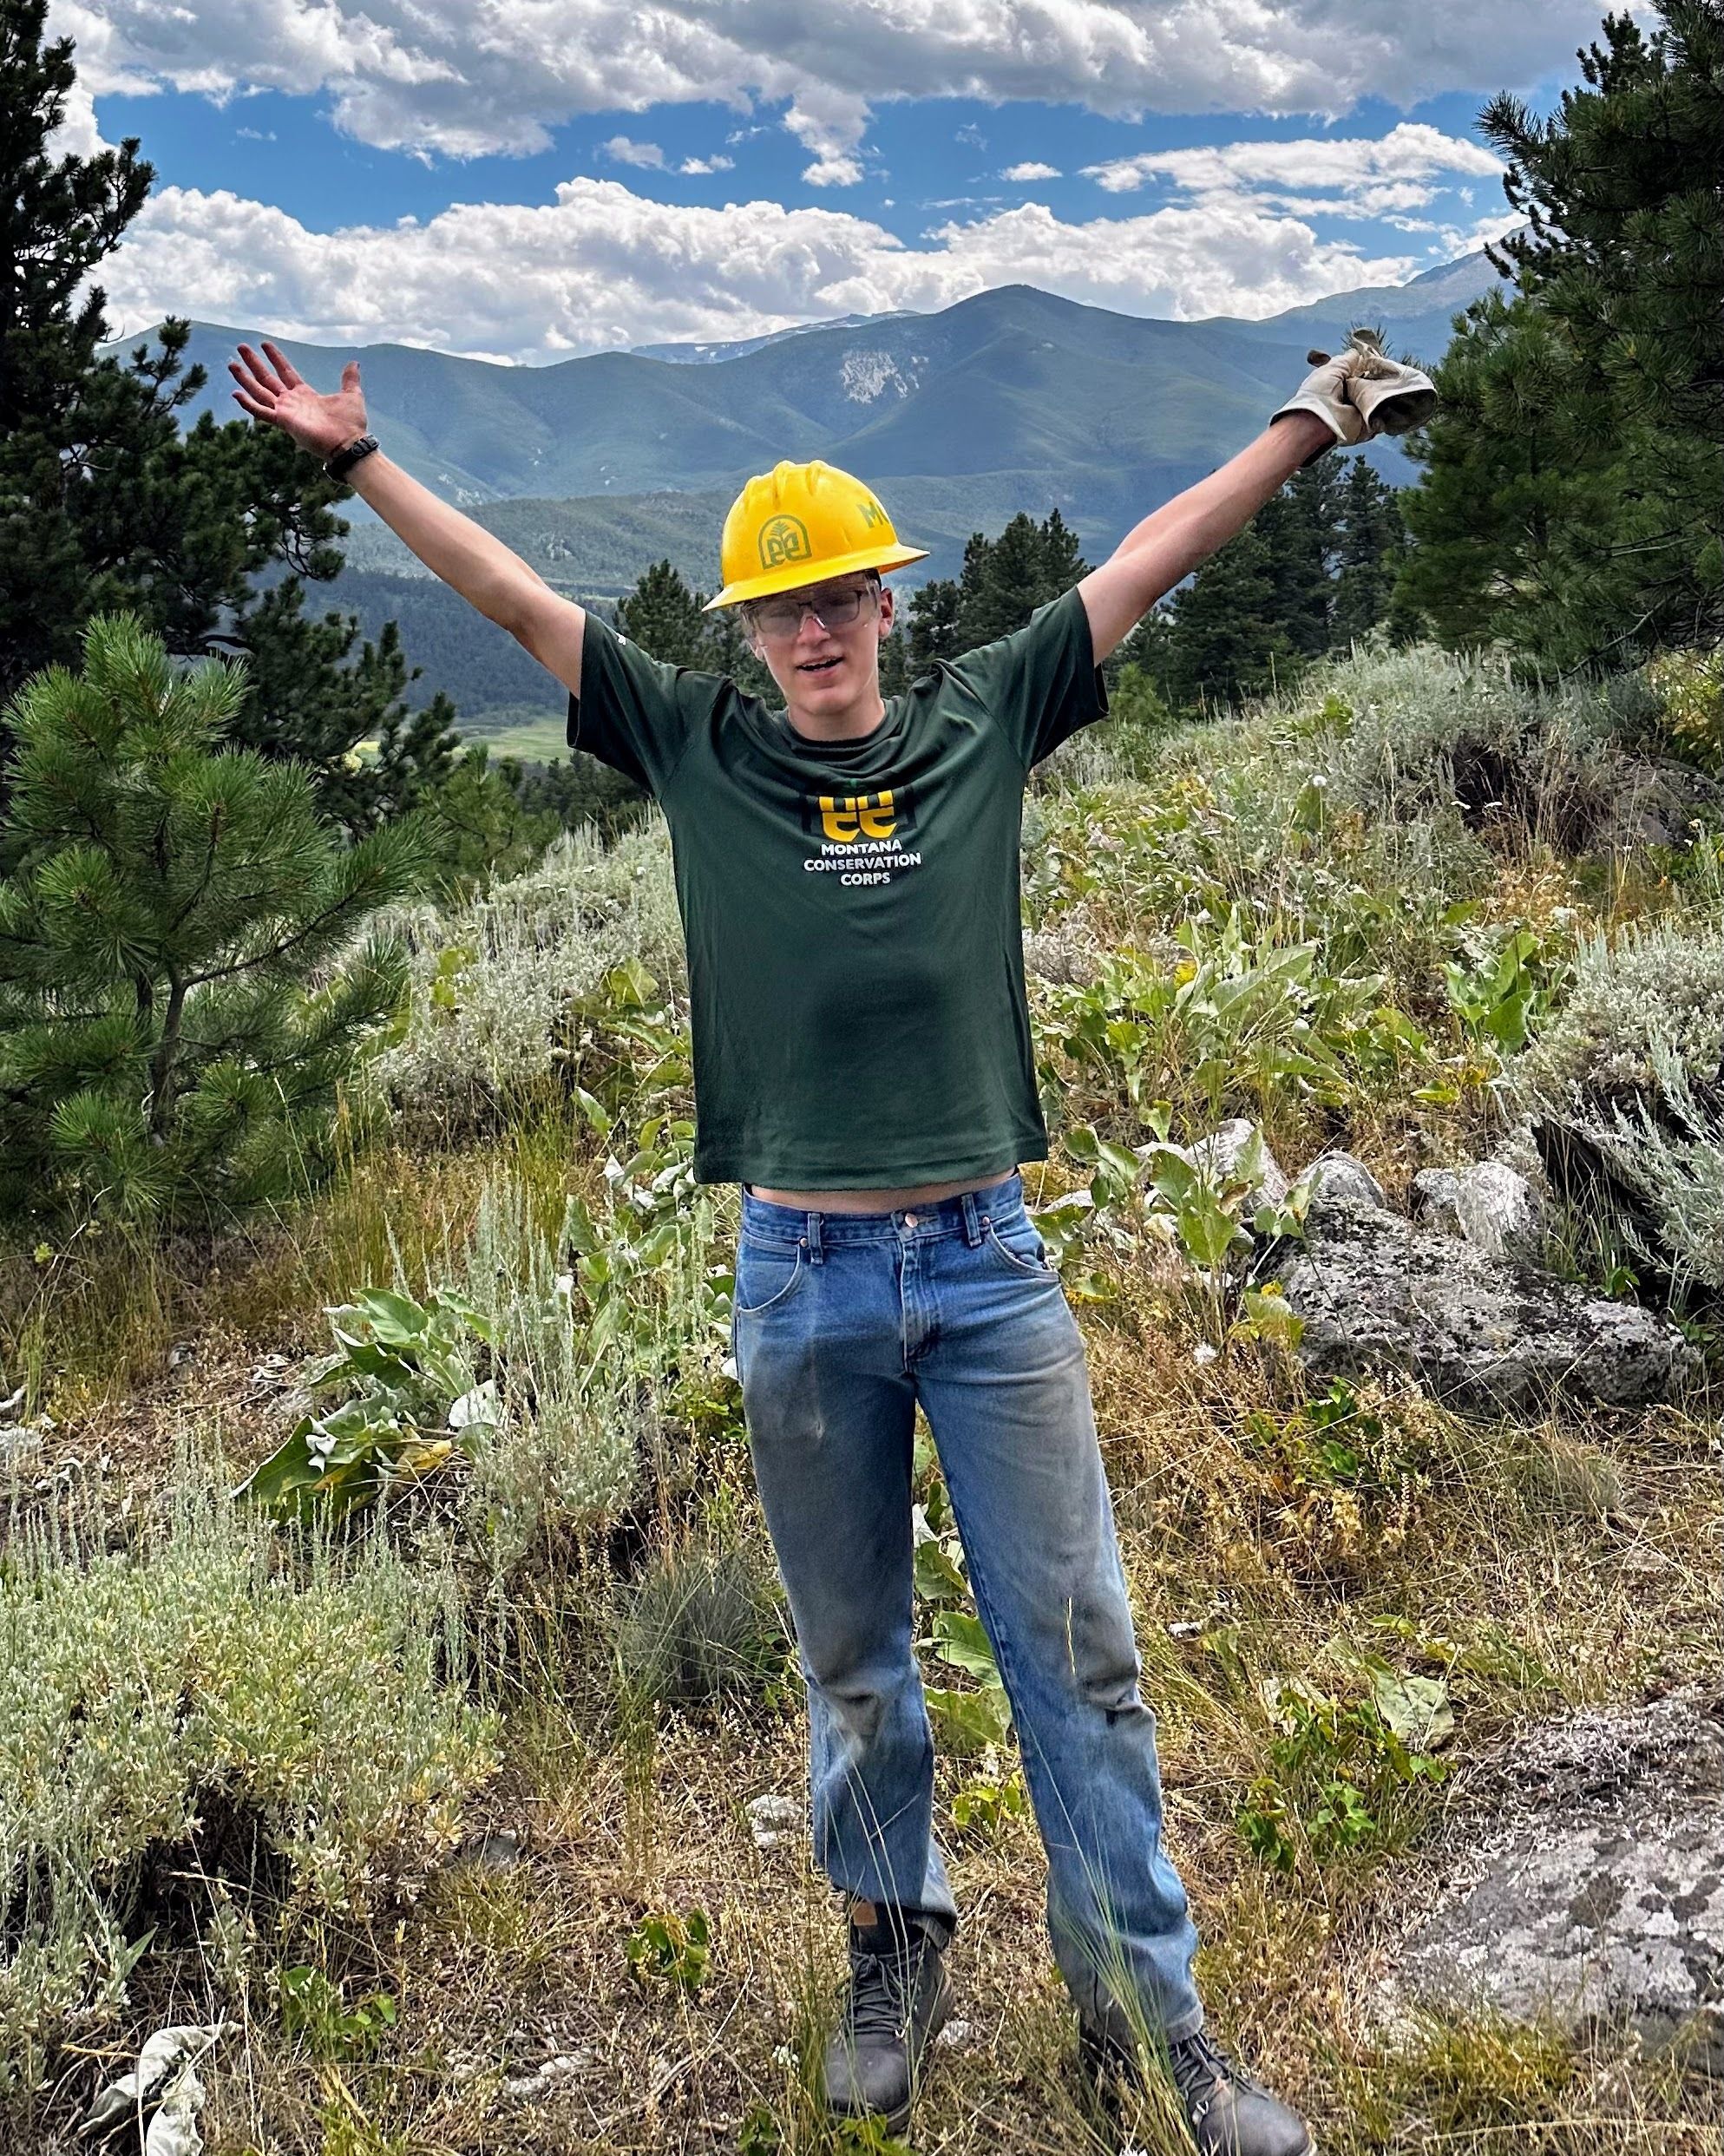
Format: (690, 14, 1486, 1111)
(1370, 1669, 1454, 1751)
(925, 1684, 1012, 1756)
(913, 1538, 969, 1605)
(933, 1609, 1001, 1683)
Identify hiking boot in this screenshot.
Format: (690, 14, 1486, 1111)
(822, 1904, 954, 2133)
(1078, 2009, 1314, 2156)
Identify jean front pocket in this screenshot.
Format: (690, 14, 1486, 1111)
(980, 1211, 1053, 1279)
(732, 1234, 809, 1315)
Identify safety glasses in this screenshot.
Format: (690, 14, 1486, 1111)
(747, 579, 880, 641)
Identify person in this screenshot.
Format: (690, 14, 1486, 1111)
(230, 326, 1433, 2154)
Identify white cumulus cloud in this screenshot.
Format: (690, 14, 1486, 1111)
(1085, 121, 1503, 198)
(1003, 161, 1062, 182)
(601, 135, 665, 169)
(44, 0, 1647, 179)
(91, 174, 1482, 364)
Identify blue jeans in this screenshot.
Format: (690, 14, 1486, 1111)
(732, 1171, 1203, 2040)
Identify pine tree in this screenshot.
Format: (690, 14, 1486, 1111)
(905, 577, 962, 672)
(954, 510, 1091, 649)
(613, 557, 773, 696)
(0, 1, 459, 829)
(421, 744, 560, 898)
(0, 613, 426, 1226)
(617, 558, 713, 666)
(1331, 461, 1411, 648)
(1400, 3, 1724, 667)
(1162, 523, 1288, 712)
(1255, 462, 1340, 661)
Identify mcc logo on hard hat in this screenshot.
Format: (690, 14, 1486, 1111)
(705, 459, 929, 612)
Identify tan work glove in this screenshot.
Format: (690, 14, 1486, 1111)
(1271, 328, 1438, 464)
(1334, 327, 1437, 437)
(1271, 350, 1368, 463)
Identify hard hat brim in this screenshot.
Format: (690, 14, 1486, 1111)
(703, 541, 931, 613)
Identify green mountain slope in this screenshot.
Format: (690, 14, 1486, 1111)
(115, 264, 1502, 735)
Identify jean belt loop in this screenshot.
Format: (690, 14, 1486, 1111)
(960, 1189, 983, 1247)
(804, 1209, 824, 1265)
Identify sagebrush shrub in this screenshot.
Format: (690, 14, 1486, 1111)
(0, 1480, 497, 2094)
(373, 822, 682, 1136)
(1514, 916, 1724, 1104)
(458, 1170, 647, 1569)
(1287, 643, 1659, 852)
(1512, 916, 1724, 1293)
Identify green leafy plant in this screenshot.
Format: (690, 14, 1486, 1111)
(235, 1286, 499, 1519)
(625, 1906, 712, 1994)
(1444, 927, 1567, 1058)
(950, 1763, 1028, 1837)
(1037, 909, 1407, 1135)
(1238, 1664, 1451, 1872)
(279, 1965, 398, 2061)
(911, 1445, 1013, 1755)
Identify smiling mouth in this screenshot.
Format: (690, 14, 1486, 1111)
(797, 656, 842, 674)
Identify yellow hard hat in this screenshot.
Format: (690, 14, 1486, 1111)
(704, 458, 929, 612)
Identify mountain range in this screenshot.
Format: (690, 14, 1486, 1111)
(102, 253, 1501, 739)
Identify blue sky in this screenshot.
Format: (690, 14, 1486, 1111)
(48, 2, 1630, 363)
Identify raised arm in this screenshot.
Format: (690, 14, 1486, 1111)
(1078, 415, 1327, 663)
(1078, 335, 1437, 663)
(228, 340, 586, 695)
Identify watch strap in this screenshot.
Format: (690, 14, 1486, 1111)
(324, 433, 379, 482)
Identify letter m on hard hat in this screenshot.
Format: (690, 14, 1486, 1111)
(705, 460, 930, 612)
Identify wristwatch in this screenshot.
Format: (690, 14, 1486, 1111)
(323, 433, 380, 482)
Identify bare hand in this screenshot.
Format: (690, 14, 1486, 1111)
(229, 339, 367, 459)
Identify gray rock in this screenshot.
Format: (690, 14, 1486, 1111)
(745, 1793, 802, 1851)
(1277, 1196, 1698, 1414)
(1394, 1692, 1724, 2057)
(453, 1830, 523, 1871)
(1022, 921, 1101, 987)
(1300, 1151, 1386, 1210)
(1190, 1119, 1288, 1208)
(1410, 1168, 1464, 1232)
(1457, 1159, 1549, 1263)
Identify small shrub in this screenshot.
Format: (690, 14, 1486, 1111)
(1647, 644, 1724, 774)
(372, 822, 682, 1137)
(0, 1476, 497, 2097)
(1513, 918, 1724, 1295)
(614, 1541, 789, 1710)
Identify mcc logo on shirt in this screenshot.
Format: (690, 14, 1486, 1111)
(798, 783, 924, 886)
(799, 785, 918, 844)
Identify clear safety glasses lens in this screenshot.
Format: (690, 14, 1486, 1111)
(750, 585, 874, 639)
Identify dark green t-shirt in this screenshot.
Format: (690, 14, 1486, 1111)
(566, 587, 1107, 1187)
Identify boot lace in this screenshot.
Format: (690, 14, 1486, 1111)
(838, 1931, 928, 2043)
(1168, 2028, 1267, 2124)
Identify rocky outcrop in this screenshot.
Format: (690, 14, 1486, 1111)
(1301, 1150, 1387, 1210)
(1454, 1159, 1549, 1263)
(1392, 1690, 1724, 2058)
(1274, 1187, 1699, 1415)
